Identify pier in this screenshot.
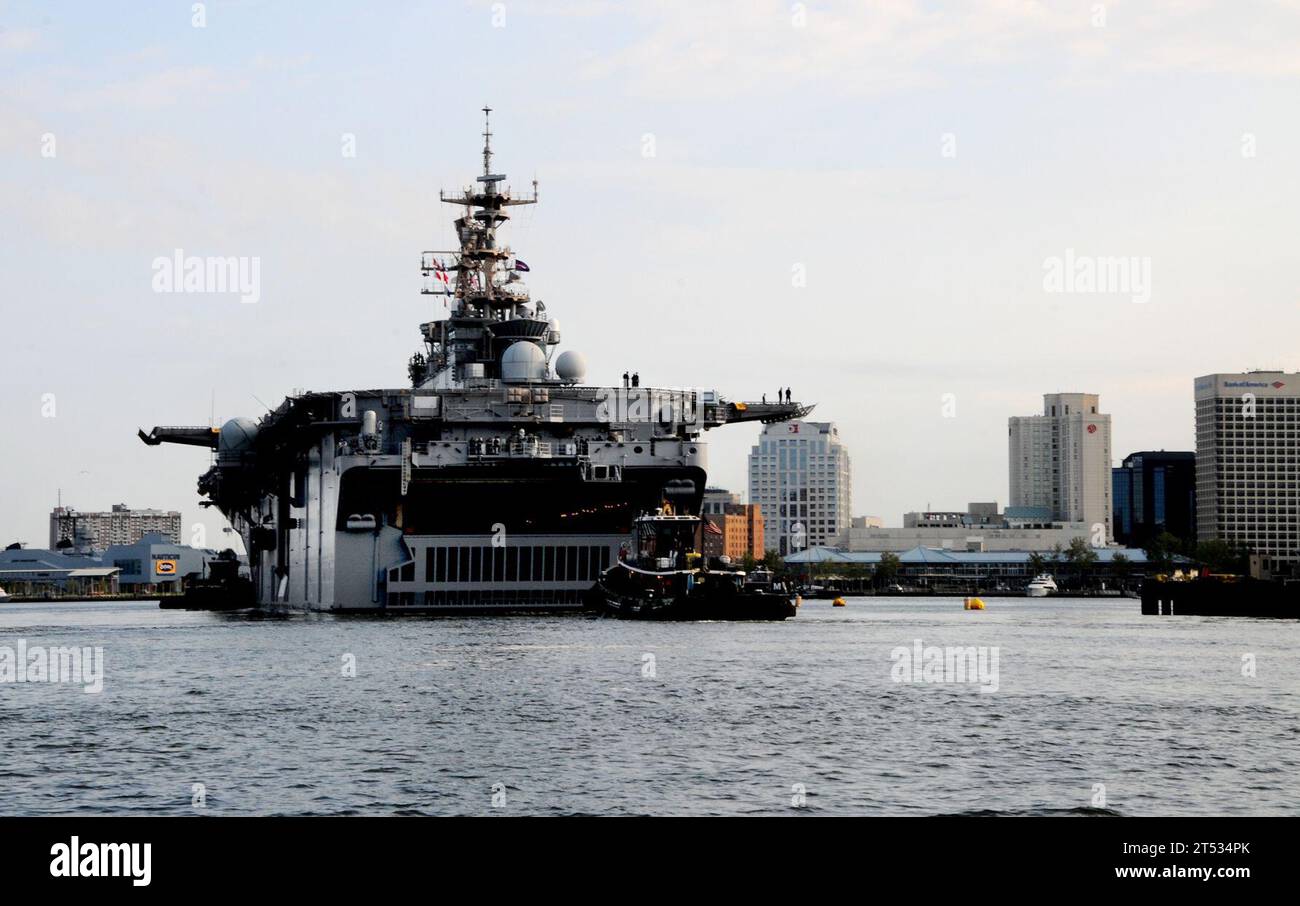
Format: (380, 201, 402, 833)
(1140, 576, 1300, 618)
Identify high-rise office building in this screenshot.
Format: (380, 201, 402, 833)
(1111, 451, 1196, 547)
(748, 420, 851, 555)
(1009, 393, 1113, 541)
(1194, 371, 1300, 574)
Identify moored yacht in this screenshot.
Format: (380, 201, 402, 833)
(1026, 574, 1058, 597)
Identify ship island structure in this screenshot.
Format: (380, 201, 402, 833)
(141, 111, 810, 612)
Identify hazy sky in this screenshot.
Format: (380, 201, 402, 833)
(3, 1, 1299, 548)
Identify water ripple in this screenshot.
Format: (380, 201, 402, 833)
(1, 597, 1297, 815)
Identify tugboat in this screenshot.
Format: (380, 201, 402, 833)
(587, 510, 796, 620)
(160, 549, 255, 611)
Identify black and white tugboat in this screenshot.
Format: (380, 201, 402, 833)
(587, 510, 796, 620)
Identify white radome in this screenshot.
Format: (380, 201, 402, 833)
(501, 341, 549, 383)
(554, 350, 588, 384)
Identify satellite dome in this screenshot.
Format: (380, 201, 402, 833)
(501, 341, 548, 383)
(218, 417, 259, 452)
(554, 350, 587, 384)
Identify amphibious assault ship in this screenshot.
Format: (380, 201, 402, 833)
(141, 111, 810, 611)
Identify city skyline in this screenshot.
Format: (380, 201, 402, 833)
(4, 2, 1300, 547)
(2, 371, 1278, 551)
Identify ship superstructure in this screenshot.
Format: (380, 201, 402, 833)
(141, 111, 811, 611)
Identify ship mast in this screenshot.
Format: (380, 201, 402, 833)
(417, 109, 541, 388)
(425, 107, 537, 314)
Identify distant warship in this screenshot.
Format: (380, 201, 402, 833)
(141, 110, 810, 611)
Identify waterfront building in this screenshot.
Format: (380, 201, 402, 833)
(749, 420, 852, 555)
(49, 503, 182, 552)
(102, 533, 220, 593)
(0, 548, 120, 597)
(786, 544, 1155, 589)
(1111, 451, 1196, 547)
(841, 523, 1096, 553)
(845, 502, 1096, 553)
(1009, 393, 1113, 541)
(1195, 371, 1300, 575)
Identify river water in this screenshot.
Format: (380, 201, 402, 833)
(1, 597, 1296, 815)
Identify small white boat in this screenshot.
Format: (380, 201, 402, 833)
(1026, 574, 1058, 597)
(0, 586, 12, 603)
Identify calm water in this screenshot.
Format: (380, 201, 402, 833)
(1, 597, 1297, 816)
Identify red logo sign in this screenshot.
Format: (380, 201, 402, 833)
(1087, 424, 1098, 434)
(1273, 381, 1285, 389)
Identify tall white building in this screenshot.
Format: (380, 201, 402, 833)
(1008, 393, 1112, 541)
(1195, 371, 1300, 574)
(748, 420, 851, 555)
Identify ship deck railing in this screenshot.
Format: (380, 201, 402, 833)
(466, 439, 580, 459)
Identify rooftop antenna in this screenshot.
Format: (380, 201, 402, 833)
(481, 106, 493, 176)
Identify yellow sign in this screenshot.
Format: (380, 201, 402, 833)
(155, 559, 178, 576)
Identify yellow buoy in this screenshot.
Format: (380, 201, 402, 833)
(832, 597, 846, 607)
(963, 597, 985, 610)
